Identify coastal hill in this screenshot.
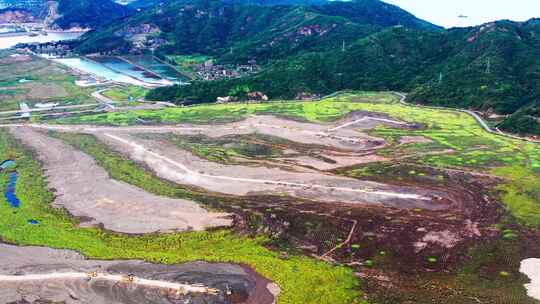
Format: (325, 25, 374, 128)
(0, 0, 132, 29)
(84, 0, 535, 135)
(3, 0, 539, 135)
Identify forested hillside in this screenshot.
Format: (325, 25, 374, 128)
(53, 0, 132, 29)
(144, 15, 540, 135)
(74, 0, 439, 56)
(0, 0, 133, 29)
(10, 0, 536, 135)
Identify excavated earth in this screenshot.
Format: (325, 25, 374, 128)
(0, 244, 277, 304)
(9, 127, 232, 234)
(1, 112, 520, 303)
(18, 115, 462, 210)
(5, 114, 504, 261)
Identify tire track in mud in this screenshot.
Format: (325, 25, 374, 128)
(0, 272, 218, 294)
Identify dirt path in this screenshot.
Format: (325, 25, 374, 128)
(103, 132, 428, 201)
(97, 132, 456, 210)
(9, 126, 232, 234)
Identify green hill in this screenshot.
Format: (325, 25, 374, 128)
(74, 0, 440, 56)
(145, 19, 540, 135)
(55, 0, 540, 135)
(0, 0, 133, 29)
(53, 0, 132, 29)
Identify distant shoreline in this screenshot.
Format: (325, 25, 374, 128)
(0, 30, 87, 38)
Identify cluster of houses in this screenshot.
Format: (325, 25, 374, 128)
(195, 60, 259, 81)
(216, 91, 269, 104)
(18, 41, 73, 57)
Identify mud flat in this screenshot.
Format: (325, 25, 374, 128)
(9, 127, 232, 234)
(0, 243, 276, 304)
(521, 258, 540, 301)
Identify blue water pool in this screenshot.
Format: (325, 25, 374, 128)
(4, 172, 20, 208)
(28, 219, 39, 225)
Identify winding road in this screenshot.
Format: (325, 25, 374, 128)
(394, 92, 540, 144)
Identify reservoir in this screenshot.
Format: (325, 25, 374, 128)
(91, 56, 174, 86)
(53, 57, 150, 86)
(0, 32, 83, 50)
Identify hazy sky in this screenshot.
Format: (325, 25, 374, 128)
(382, 0, 540, 28)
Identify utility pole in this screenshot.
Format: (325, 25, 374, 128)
(342, 40, 345, 52)
(438, 72, 443, 84)
(486, 58, 491, 74)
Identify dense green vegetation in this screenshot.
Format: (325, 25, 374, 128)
(145, 19, 540, 135)
(0, 128, 362, 304)
(54, 0, 132, 29)
(8, 0, 540, 134)
(75, 0, 438, 59)
(81, 0, 538, 134)
(56, 92, 540, 225)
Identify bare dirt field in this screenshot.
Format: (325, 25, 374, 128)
(9, 126, 232, 234)
(9, 114, 465, 211)
(0, 243, 276, 304)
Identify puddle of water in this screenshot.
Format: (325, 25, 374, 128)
(521, 258, 540, 301)
(0, 32, 82, 50)
(4, 172, 20, 208)
(28, 219, 39, 225)
(0, 160, 15, 170)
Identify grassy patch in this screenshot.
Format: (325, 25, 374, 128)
(0, 129, 362, 304)
(166, 54, 212, 74)
(102, 85, 149, 102)
(162, 133, 287, 164)
(0, 51, 95, 110)
(492, 166, 540, 227)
